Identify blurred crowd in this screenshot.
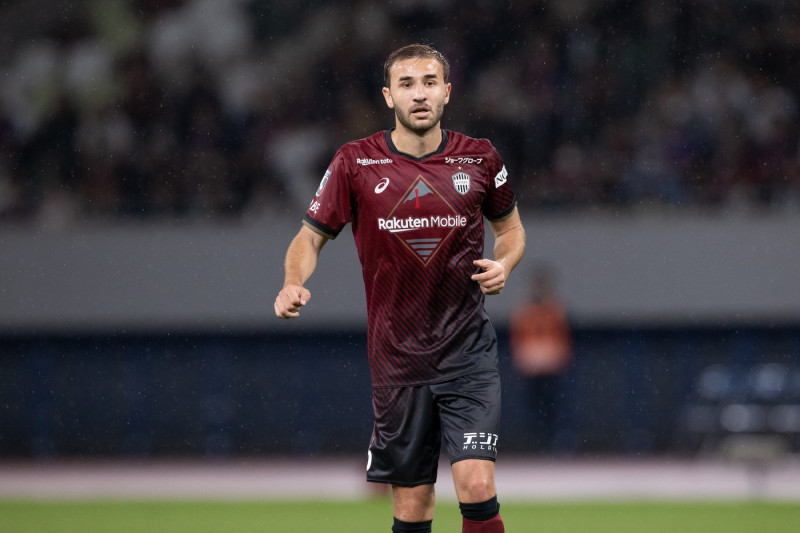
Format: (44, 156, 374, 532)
(1, 0, 799, 224)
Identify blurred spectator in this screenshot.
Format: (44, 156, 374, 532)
(1, 0, 799, 223)
(510, 265, 573, 453)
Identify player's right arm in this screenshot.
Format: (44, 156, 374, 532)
(274, 225, 329, 319)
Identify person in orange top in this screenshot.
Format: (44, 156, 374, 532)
(509, 265, 572, 453)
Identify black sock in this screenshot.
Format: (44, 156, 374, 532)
(392, 517, 433, 532)
(459, 496, 500, 521)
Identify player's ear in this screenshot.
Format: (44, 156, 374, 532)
(382, 87, 395, 109)
(444, 82, 451, 105)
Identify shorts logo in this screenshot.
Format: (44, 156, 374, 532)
(463, 432, 499, 453)
(452, 172, 471, 195)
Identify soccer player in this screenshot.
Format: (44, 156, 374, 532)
(274, 43, 525, 533)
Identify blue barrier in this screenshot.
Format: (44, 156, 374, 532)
(1, 326, 798, 457)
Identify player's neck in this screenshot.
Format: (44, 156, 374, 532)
(391, 124, 443, 158)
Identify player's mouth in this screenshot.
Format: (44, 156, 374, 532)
(410, 106, 430, 117)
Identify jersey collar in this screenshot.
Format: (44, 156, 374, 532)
(384, 129, 449, 161)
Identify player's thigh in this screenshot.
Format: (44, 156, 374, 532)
(367, 384, 442, 486)
(433, 371, 501, 463)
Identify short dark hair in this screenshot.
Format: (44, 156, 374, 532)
(383, 43, 450, 87)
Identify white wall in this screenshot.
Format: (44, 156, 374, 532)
(2, 209, 799, 333)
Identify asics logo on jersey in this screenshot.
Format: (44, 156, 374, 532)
(375, 177, 390, 194)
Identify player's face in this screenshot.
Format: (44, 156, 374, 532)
(382, 57, 451, 134)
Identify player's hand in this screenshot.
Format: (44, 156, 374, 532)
(471, 258, 507, 295)
(274, 285, 311, 319)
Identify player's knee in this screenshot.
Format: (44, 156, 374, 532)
(458, 477, 496, 503)
(392, 484, 435, 522)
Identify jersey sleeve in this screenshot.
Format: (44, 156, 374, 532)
(481, 144, 516, 221)
(302, 148, 354, 239)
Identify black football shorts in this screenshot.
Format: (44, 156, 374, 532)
(366, 370, 501, 486)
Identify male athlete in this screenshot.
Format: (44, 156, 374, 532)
(275, 44, 525, 533)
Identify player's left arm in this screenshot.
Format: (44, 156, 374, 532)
(472, 204, 526, 295)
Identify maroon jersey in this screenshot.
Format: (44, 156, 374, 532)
(303, 130, 516, 387)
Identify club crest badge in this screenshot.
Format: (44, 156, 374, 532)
(452, 172, 471, 195)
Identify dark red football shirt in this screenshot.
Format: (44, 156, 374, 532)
(303, 129, 516, 387)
